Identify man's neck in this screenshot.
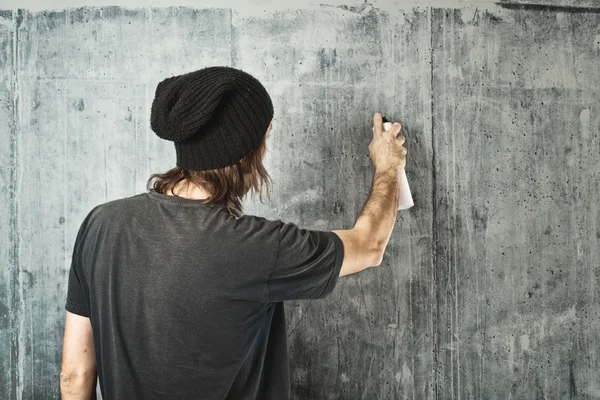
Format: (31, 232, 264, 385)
(167, 183, 211, 200)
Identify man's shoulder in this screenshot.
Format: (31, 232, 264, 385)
(230, 212, 284, 237)
(81, 192, 147, 226)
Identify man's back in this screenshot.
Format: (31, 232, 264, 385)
(65, 188, 344, 399)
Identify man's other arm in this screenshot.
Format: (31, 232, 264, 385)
(60, 311, 97, 399)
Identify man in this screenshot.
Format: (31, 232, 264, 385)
(60, 66, 407, 399)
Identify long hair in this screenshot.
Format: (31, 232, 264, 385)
(146, 136, 272, 218)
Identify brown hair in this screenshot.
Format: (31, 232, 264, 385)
(146, 136, 272, 218)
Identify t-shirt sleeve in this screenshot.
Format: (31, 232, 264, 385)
(65, 210, 94, 318)
(266, 220, 345, 302)
(65, 261, 90, 317)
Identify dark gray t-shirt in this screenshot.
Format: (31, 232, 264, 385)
(65, 188, 344, 399)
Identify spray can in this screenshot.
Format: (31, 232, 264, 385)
(372, 118, 414, 210)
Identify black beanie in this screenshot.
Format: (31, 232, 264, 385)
(150, 66, 274, 171)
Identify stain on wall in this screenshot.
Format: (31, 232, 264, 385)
(0, 2, 598, 399)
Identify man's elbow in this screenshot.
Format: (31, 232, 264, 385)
(59, 369, 96, 398)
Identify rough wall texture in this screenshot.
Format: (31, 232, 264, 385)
(0, 2, 598, 399)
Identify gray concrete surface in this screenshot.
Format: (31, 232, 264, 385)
(1, 1, 599, 399)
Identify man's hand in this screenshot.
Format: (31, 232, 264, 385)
(368, 112, 407, 173)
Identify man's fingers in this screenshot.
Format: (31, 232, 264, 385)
(373, 112, 383, 136)
(391, 122, 402, 140)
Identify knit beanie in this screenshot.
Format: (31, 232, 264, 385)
(150, 66, 274, 171)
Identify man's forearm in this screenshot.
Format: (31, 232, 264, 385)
(354, 167, 400, 260)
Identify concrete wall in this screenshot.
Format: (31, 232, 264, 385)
(1, 1, 599, 398)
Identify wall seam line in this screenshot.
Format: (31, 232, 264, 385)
(429, 6, 439, 400)
(9, 8, 22, 400)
